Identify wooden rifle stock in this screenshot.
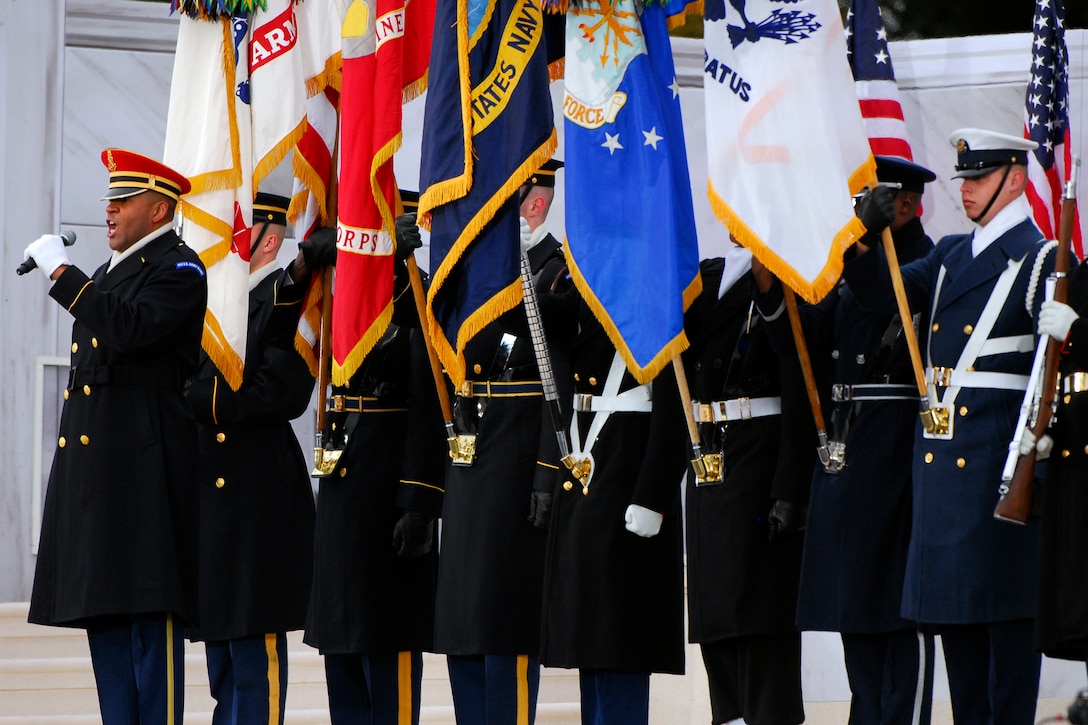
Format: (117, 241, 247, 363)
(994, 164, 1079, 523)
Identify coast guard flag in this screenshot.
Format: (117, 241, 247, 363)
(1024, 0, 1082, 257)
(419, 0, 557, 386)
(563, 0, 701, 383)
(165, 13, 255, 391)
(846, 0, 915, 162)
(705, 0, 875, 303)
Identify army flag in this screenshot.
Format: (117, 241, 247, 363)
(1023, 0, 1081, 256)
(165, 13, 255, 391)
(249, 0, 308, 190)
(562, 0, 701, 383)
(332, 0, 436, 385)
(419, 0, 557, 386)
(704, 0, 875, 303)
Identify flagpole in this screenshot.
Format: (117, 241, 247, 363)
(878, 227, 934, 426)
(783, 287, 833, 467)
(404, 254, 461, 457)
(671, 356, 719, 483)
(311, 123, 340, 476)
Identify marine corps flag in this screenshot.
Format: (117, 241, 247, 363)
(704, 0, 875, 303)
(419, 0, 557, 386)
(563, 0, 701, 383)
(331, 0, 435, 385)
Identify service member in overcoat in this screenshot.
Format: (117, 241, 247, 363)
(1030, 260, 1088, 663)
(539, 296, 689, 725)
(304, 202, 447, 725)
(759, 157, 938, 725)
(434, 160, 569, 725)
(185, 193, 316, 725)
(684, 245, 813, 725)
(25, 148, 207, 725)
(842, 129, 1055, 725)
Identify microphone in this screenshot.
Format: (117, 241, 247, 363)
(17, 230, 77, 275)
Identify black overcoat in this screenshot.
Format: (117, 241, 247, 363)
(1037, 259, 1088, 660)
(683, 261, 812, 643)
(539, 301, 689, 674)
(186, 270, 316, 641)
(29, 231, 207, 628)
(433, 235, 568, 656)
(305, 276, 446, 655)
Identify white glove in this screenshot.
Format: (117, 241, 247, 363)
(624, 504, 663, 538)
(1038, 300, 1078, 342)
(519, 216, 533, 253)
(23, 234, 70, 280)
(1018, 427, 1054, 460)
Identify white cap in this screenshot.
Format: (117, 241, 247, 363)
(948, 128, 1038, 179)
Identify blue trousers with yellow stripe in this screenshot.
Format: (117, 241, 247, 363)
(86, 613, 186, 725)
(324, 651, 423, 725)
(204, 633, 289, 725)
(447, 654, 540, 725)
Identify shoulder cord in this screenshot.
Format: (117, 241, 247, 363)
(1025, 240, 1059, 314)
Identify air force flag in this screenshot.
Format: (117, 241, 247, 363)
(563, 0, 701, 384)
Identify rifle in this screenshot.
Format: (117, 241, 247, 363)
(994, 158, 1079, 524)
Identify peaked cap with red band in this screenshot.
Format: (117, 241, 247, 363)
(100, 148, 192, 202)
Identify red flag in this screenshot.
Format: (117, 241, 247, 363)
(332, 0, 435, 385)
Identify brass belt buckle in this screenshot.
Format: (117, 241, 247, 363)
(931, 366, 954, 388)
(330, 395, 347, 413)
(693, 452, 724, 486)
(694, 403, 714, 424)
(831, 384, 850, 402)
(574, 393, 594, 413)
(456, 380, 475, 398)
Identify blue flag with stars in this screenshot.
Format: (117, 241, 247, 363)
(563, 0, 701, 384)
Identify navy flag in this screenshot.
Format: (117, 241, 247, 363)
(418, 0, 557, 386)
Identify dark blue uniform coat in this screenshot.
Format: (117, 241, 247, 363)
(794, 218, 933, 633)
(843, 218, 1052, 624)
(29, 231, 207, 628)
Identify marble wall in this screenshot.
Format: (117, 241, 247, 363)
(3, 0, 1087, 707)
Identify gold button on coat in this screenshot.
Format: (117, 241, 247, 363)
(216, 432, 226, 443)
(956, 457, 966, 468)
(959, 406, 968, 417)
(63, 389, 69, 400)
(473, 363, 482, 374)
(589, 377, 598, 386)
(563, 481, 573, 491)
(71, 342, 78, 353)
(83, 385, 91, 396)
(339, 468, 348, 477)
(574, 373, 580, 382)
(1062, 450, 1071, 458)
(215, 477, 225, 488)
(924, 452, 933, 463)
(963, 324, 974, 334)
(1066, 394, 1073, 404)
(91, 337, 98, 348)
(80, 435, 89, 445)
(932, 323, 940, 332)
(58, 437, 66, 448)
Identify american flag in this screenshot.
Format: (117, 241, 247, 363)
(1024, 0, 1082, 257)
(845, 0, 914, 162)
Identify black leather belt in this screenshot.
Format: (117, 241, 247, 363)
(68, 365, 181, 390)
(831, 383, 917, 402)
(456, 380, 544, 398)
(328, 395, 407, 413)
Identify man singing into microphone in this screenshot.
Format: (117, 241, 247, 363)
(22, 148, 207, 725)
